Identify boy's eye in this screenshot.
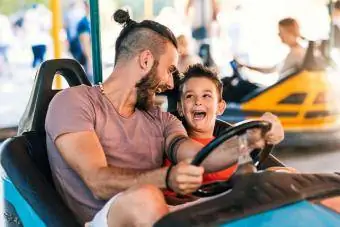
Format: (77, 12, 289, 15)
(185, 94, 193, 99)
(203, 94, 212, 98)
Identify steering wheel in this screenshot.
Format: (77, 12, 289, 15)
(191, 120, 274, 197)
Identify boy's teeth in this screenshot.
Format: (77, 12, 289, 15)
(193, 112, 206, 120)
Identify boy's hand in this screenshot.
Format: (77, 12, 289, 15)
(168, 159, 204, 195)
(246, 112, 284, 149)
(261, 112, 284, 144)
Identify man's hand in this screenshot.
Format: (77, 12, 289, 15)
(168, 159, 204, 195)
(246, 112, 284, 149)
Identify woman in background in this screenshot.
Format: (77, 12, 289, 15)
(238, 17, 306, 78)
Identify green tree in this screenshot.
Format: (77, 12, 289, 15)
(116, 0, 173, 21)
(0, 0, 48, 15)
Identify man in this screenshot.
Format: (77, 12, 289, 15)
(45, 9, 284, 227)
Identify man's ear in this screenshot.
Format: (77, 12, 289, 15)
(217, 100, 226, 115)
(138, 50, 154, 72)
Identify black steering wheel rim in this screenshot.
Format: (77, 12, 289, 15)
(191, 120, 273, 197)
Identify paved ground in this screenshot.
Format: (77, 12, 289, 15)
(0, 63, 34, 129)
(274, 145, 340, 173)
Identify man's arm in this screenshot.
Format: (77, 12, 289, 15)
(55, 131, 203, 199)
(55, 131, 163, 200)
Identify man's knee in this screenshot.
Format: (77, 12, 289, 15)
(124, 185, 169, 215)
(108, 185, 168, 227)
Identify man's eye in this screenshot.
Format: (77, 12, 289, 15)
(169, 66, 179, 77)
(171, 70, 178, 77)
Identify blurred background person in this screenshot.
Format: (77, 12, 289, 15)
(177, 34, 202, 72)
(277, 17, 306, 76)
(185, 0, 219, 42)
(0, 13, 13, 75)
(185, 0, 220, 70)
(332, 0, 340, 49)
(23, 4, 51, 69)
(64, 0, 92, 82)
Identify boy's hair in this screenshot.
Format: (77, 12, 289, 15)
(113, 9, 177, 64)
(178, 64, 223, 101)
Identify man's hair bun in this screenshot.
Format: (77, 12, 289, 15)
(113, 9, 131, 25)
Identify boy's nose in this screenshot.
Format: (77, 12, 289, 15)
(194, 97, 202, 105)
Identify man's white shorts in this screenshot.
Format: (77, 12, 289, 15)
(87, 189, 231, 226)
(87, 193, 122, 227)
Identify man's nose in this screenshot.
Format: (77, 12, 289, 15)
(166, 75, 174, 90)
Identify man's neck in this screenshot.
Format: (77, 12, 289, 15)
(101, 66, 140, 118)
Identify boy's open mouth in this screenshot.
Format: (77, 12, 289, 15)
(193, 111, 207, 120)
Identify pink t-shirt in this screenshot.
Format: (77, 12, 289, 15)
(45, 85, 186, 224)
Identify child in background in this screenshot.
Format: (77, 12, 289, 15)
(177, 35, 202, 72)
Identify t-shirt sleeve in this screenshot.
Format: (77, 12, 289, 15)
(45, 87, 95, 142)
(160, 111, 187, 138)
(279, 48, 305, 75)
(77, 18, 90, 35)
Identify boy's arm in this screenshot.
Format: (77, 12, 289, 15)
(165, 133, 240, 173)
(165, 113, 284, 172)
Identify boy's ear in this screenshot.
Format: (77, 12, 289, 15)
(177, 102, 183, 117)
(217, 100, 227, 115)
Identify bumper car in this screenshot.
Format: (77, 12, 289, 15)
(1, 59, 339, 227)
(219, 40, 340, 147)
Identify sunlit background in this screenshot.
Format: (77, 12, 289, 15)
(1, 0, 340, 172)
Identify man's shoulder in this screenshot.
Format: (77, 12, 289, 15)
(54, 84, 91, 97)
(45, 85, 97, 135)
(50, 85, 93, 106)
(138, 107, 181, 128)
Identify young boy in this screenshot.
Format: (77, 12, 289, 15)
(164, 64, 290, 205)
(165, 63, 237, 184)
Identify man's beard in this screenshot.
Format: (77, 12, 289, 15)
(135, 61, 164, 111)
